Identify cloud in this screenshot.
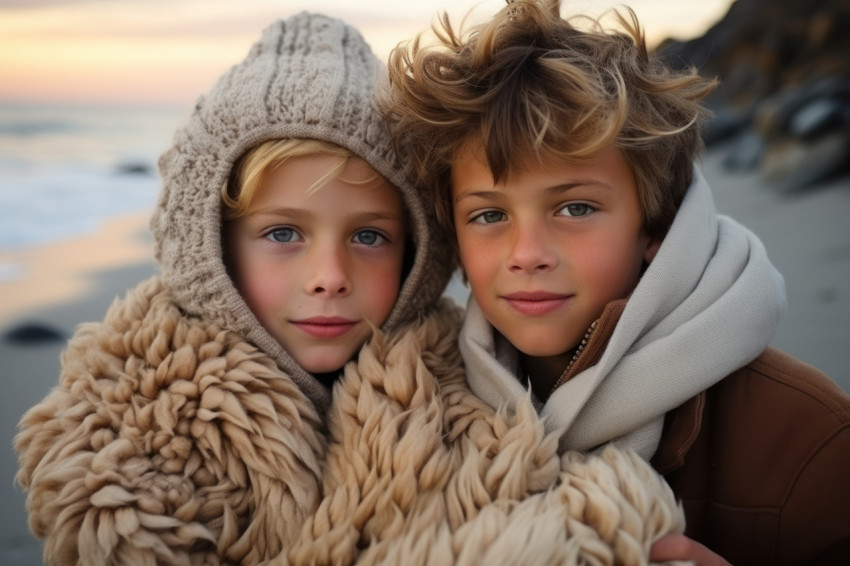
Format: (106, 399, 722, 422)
(0, 0, 98, 8)
(0, 0, 731, 105)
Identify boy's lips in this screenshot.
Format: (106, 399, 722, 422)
(290, 316, 358, 338)
(501, 291, 570, 316)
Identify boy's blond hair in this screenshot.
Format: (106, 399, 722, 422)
(384, 0, 717, 241)
(222, 139, 365, 219)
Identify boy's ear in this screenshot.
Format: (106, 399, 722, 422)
(644, 238, 662, 264)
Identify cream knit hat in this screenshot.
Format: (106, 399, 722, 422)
(150, 12, 454, 410)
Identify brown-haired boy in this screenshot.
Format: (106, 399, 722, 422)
(384, 1, 850, 563)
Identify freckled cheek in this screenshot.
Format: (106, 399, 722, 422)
(455, 225, 475, 255)
(576, 240, 643, 298)
(234, 249, 296, 318)
(246, 275, 295, 320)
(360, 258, 404, 323)
(457, 233, 499, 281)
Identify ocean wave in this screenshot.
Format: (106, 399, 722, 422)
(0, 103, 184, 251)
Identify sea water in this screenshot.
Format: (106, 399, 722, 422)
(0, 102, 189, 254)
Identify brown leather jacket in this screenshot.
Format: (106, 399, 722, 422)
(653, 349, 850, 565)
(568, 301, 850, 565)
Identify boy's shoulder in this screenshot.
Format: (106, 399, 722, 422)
(705, 347, 850, 460)
(731, 347, 850, 418)
(717, 347, 850, 476)
(660, 349, 850, 563)
(683, 346, 850, 493)
(655, 347, 850, 474)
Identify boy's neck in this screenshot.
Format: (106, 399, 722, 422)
(315, 371, 340, 389)
(519, 317, 604, 401)
(520, 350, 575, 399)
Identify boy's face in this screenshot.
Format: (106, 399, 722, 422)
(451, 145, 660, 360)
(226, 154, 406, 374)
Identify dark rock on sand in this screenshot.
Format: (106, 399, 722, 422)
(759, 130, 850, 193)
(790, 97, 850, 140)
(116, 162, 154, 176)
(3, 322, 66, 345)
(703, 107, 754, 147)
(722, 129, 765, 171)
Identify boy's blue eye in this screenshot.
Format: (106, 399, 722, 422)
(267, 227, 300, 243)
(353, 229, 385, 246)
(472, 210, 505, 224)
(559, 203, 593, 217)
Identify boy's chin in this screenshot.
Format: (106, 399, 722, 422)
(504, 334, 579, 360)
(295, 350, 356, 376)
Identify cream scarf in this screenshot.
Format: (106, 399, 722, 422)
(460, 168, 787, 460)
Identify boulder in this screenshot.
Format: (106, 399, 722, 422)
(759, 130, 850, 193)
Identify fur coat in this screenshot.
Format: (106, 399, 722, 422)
(15, 277, 327, 565)
(278, 299, 686, 565)
(17, 278, 686, 566)
(13, 12, 688, 566)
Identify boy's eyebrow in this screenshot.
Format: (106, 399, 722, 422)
(546, 181, 615, 194)
(244, 206, 311, 219)
(454, 181, 613, 203)
(453, 189, 502, 203)
(244, 207, 403, 222)
(351, 210, 405, 222)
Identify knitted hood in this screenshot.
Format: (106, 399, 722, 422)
(150, 12, 453, 409)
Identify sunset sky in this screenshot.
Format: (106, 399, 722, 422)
(1, 0, 734, 107)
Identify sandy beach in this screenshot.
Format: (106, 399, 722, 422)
(1, 151, 848, 564)
(0, 211, 158, 564)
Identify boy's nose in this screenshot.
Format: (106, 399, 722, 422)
(305, 247, 351, 296)
(507, 223, 558, 274)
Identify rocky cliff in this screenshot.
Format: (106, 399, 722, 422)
(659, 0, 850, 191)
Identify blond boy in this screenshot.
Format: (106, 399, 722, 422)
(15, 13, 452, 564)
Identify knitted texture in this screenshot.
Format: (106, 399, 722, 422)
(150, 12, 453, 410)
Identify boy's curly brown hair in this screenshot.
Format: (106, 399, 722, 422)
(383, 0, 717, 244)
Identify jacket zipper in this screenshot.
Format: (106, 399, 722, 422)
(548, 319, 599, 398)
